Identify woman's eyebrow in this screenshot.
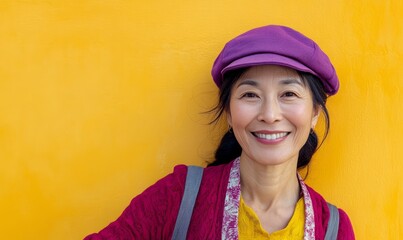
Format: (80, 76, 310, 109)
(280, 78, 304, 86)
(236, 79, 258, 88)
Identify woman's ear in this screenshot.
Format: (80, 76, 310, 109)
(311, 107, 320, 129)
(226, 111, 232, 127)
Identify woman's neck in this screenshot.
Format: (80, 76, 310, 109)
(239, 155, 300, 211)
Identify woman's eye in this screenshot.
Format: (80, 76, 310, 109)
(242, 92, 258, 98)
(283, 91, 297, 97)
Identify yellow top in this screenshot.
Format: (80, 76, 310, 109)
(238, 196, 305, 239)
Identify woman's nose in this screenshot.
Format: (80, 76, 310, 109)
(257, 98, 282, 123)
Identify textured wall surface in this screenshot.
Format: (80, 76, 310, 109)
(0, 1, 401, 239)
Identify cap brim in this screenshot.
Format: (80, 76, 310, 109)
(221, 53, 317, 77)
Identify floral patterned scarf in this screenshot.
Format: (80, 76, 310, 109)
(221, 158, 315, 240)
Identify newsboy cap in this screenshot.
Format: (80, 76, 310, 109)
(211, 25, 339, 95)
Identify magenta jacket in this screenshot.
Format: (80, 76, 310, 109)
(85, 161, 354, 239)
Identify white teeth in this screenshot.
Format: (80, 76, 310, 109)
(255, 132, 287, 140)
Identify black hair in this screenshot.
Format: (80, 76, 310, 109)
(207, 68, 330, 170)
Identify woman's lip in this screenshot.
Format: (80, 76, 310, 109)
(253, 130, 288, 134)
(252, 131, 290, 142)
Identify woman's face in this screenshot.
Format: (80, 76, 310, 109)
(228, 65, 319, 167)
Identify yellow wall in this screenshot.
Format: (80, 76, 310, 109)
(0, 1, 401, 239)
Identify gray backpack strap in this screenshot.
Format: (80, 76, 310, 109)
(325, 202, 340, 240)
(171, 166, 203, 240)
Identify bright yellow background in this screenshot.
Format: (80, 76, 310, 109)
(0, 1, 401, 239)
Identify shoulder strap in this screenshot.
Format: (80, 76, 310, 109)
(171, 166, 203, 240)
(325, 202, 340, 240)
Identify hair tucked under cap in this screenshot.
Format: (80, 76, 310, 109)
(211, 25, 339, 95)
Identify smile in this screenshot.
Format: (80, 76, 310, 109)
(253, 132, 289, 140)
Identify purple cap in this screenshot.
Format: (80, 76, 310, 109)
(211, 25, 339, 95)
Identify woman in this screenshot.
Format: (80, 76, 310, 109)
(85, 25, 354, 239)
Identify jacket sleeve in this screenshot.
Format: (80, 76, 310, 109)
(337, 208, 355, 240)
(84, 165, 187, 240)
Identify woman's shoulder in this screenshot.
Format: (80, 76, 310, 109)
(337, 208, 355, 239)
(84, 165, 190, 239)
